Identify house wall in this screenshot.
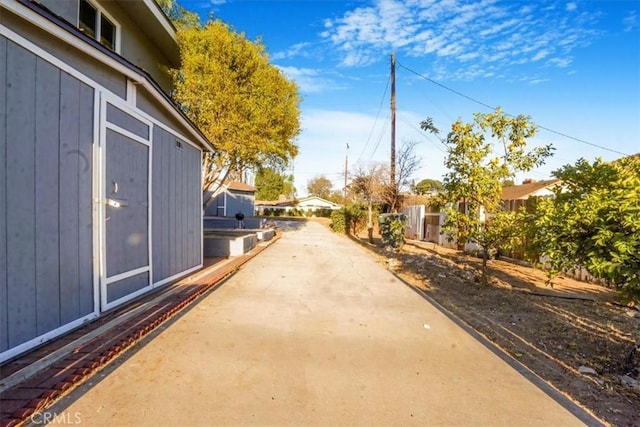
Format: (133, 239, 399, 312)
(2, 8, 127, 98)
(31, 0, 174, 91)
(37, 0, 77, 22)
(296, 198, 341, 210)
(97, 1, 174, 92)
(0, 36, 95, 354)
(204, 192, 226, 217)
(226, 191, 255, 218)
(136, 88, 196, 138)
(203, 190, 255, 218)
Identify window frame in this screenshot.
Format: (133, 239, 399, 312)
(78, 0, 121, 53)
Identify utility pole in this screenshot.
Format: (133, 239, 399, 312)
(344, 142, 349, 201)
(390, 51, 397, 211)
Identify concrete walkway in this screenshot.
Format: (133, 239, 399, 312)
(51, 221, 589, 426)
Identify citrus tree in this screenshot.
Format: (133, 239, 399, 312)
(532, 156, 640, 302)
(431, 108, 554, 283)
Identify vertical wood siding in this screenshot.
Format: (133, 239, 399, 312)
(226, 192, 254, 218)
(0, 37, 8, 352)
(6, 40, 37, 348)
(1, 39, 94, 353)
(151, 127, 201, 284)
(35, 57, 61, 334)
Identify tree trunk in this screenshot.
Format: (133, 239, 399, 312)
(482, 250, 488, 285)
(368, 200, 374, 243)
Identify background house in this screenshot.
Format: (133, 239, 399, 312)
(204, 181, 256, 218)
(203, 181, 261, 229)
(255, 195, 342, 216)
(501, 179, 560, 211)
(402, 179, 561, 248)
(0, 0, 213, 363)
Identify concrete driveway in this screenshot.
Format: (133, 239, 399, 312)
(51, 220, 589, 426)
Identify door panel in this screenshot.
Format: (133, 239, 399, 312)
(101, 100, 151, 311)
(105, 128, 149, 276)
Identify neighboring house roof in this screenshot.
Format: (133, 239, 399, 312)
(254, 198, 293, 207)
(8, 0, 213, 153)
(227, 181, 256, 193)
(296, 196, 342, 208)
(501, 179, 560, 200)
(256, 196, 342, 209)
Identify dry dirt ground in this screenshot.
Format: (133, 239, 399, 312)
(318, 220, 640, 427)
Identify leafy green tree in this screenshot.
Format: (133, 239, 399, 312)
(307, 175, 333, 199)
(432, 108, 554, 283)
(170, 19, 301, 208)
(255, 167, 295, 200)
(414, 178, 443, 194)
(532, 156, 640, 302)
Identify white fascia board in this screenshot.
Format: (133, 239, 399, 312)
(142, 0, 178, 44)
(2, 0, 214, 153)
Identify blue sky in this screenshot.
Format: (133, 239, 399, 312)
(179, 0, 640, 196)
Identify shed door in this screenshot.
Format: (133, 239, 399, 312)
(101, 100, 152, 311)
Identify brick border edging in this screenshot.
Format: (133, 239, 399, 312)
(0, 232, 280, 427)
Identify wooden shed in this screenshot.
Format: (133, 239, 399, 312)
(204, 181, 256, 218)
(0, 0, 213, 362)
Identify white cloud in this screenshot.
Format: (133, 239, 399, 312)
(277, 66, 343, 94)
(478, 19, 520, 37)
(623, 11, 637, 32)
(531, 49, 551, 61)
(548, 57, 573, 68)
(319, 0, 602, 81)
(271, 42, 312, 61)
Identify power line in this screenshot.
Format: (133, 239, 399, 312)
(396, 61, 630, 157)
(356, 74, 391, 165)
(368, 117, 390, 162)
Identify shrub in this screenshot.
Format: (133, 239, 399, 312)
(346, 204, 368, 235)
(331, 209, 347, 233)
(378, 213, 406, 249)
(316, 208, 333, 218)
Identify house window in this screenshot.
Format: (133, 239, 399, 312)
(79, 0, 119, 52)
